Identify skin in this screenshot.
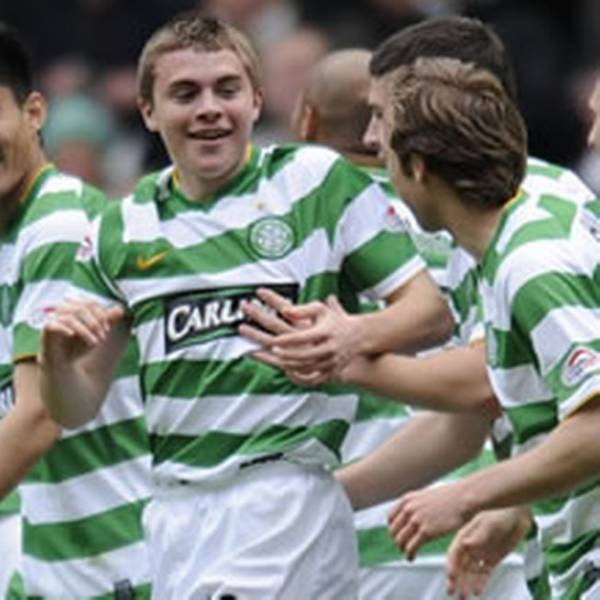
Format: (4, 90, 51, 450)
(139, 47, 263, 202)
(42, 46, 264, 426)
(381, 80, 600, 564)
(0, 85, 63, 501)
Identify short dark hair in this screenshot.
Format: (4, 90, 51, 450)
(0, 21, 33, 104)
(370, 16, 517, 101)
(389, 57, 527, 210)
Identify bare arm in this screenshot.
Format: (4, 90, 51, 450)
(356, 270, 453, 355)
(389, 394, 600, 559)
(0, 360, 61, 501)
(337, 410, 490, 510)
(342, 342, 497, 414)
(40, 300, 128, 429)
(240, 279, 453, 377)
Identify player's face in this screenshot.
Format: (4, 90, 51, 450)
(0, 87, 45, 220)
(588, 77, 600, 154)
(385, 109, 441, 232)
(140, 48, 262, 195)
(363, 77, 389, 159)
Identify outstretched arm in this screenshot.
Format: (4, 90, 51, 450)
(340, 341, 497, 414)
(337, 410, 490, 510)
(40, 300, 129, 429)
(241, 272, 453, 377)
(388, 394, 600, 559)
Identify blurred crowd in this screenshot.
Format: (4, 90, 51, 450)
(1, 0, 598, 198)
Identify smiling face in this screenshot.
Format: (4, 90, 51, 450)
(139, 47, 262, 199)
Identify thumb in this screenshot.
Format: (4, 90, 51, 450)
(106, 304, 125, 324)
(326, 294, 346, 315)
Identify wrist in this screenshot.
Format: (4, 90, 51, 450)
(348, 313, 372, 355)
(457, 479, 484, 523)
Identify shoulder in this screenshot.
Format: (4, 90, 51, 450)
(524, 156, 594, 204)
(260, 142, 364, 183)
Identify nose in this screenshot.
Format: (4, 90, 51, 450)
(195, 90, 222, 120)
(363, 115, 382, 157)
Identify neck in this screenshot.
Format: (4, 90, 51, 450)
(342, 149, 383, 168)
(176, 147, 251, 202)
(0, 149, 48, 232)
(446, 201, 502, 263)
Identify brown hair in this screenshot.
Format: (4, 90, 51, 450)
(137, 12, 262, 104)
(389, 57, 527, 209)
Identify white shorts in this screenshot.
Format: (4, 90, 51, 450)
(0, 513, 21, 599)
(358, 560, 531, 600)
(144, 461, 358, 600)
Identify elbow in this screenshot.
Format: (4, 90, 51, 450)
(421, 297, 454, 350)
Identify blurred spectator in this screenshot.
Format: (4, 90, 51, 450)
(199, 0, 298, 47)
(43, 93, 140, 196)
(256, 27, 329, 144)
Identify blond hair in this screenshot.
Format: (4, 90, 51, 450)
(138, 12, 262, 104)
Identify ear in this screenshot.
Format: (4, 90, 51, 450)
(23, 91, 47, 133)
(138, 96, 158, 132)
(410, 153, 427, 182)
(299, 105, 318, 142)
(251, 88, 264, 124)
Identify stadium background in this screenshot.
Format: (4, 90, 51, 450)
(0, 0, 597, 199)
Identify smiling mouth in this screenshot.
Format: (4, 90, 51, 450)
(190, 129, 231, 141)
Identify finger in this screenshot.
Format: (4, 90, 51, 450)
(388, 498, 409, 532)
(250, 350, 285, 369)
(57, 315, 103, 346)
(271, 340, 333, 361)
(241, 301, 294, 335)
(391, 515, 416, 550)
(255, 288, 294, 313)
(286, 370, 330, 386)
(106, 304, 125, 324)
(60, 303, 108, 340)
(239, 323, 278, 347)
(280, 301, 326, 323)
(325, 294, 346, 315)
(273, 355, 337, 375)
(405, 529, 425, 561)
(272, 325, 327, 347)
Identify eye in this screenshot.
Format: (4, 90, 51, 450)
(217, 83, 241, 98)
(169, 85, 197, 103)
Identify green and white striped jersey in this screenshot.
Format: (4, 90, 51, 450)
(0, 166, 151, 599)
(344, 159, 594, 591)
(480, 182, 600, 599)
(70, 143, 424, 487)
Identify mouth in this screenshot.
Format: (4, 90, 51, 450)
(189, 128, 231, 141)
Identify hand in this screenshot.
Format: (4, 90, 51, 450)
(240, 289, 360, 380)
(446, 507, 531, 599)
(40, 300, 125, 367)
(388, 482, 472, 561)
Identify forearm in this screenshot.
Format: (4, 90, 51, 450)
(346, 344, 494, 413)
(337, 411, 490, 510)
(0, 407, 60, 500)
(458, 395, 600, 516)
(40, 357, 108, 428)
(358, 271, 453, 355)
